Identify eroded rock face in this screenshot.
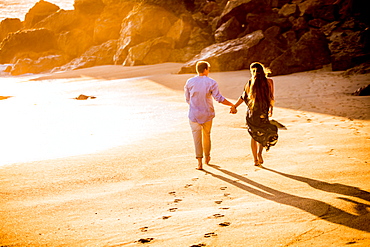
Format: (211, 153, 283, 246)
(0, 28, 58, 64)
(10, 55, 66, 75)
(269, 29, 331, 75)
(93, 2, 135, 44)
(0, 18, 23, 43)
(1, 0, 368, 75)
(57, 29, 94, 59)
(114, 4, 178, 64)
(179, 30, 265, 73)
(124, 36, 174, 66)
(24, 0, 60, 28)
(73, 0, 105, 15)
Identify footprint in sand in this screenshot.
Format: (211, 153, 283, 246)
(185, 184, 193, 188)
(204, 232, 218, 238)
(140, 227, 148, 232)
(214, 200, 223, 204)
(174, 198, 182, 203)
(219, 207, 229, 210)
(190, 244, 206, 247)
(168, 208, 178, 212)
(136, 238, 154, 243)
(220, 186, 227, 190)
(162, 216, 171, 220)
(219, 222, 231, 227)
(169, 191, 176, 195)
(213, 214, 224, 218)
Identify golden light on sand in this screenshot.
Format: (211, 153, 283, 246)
(0, 75, 186, 166)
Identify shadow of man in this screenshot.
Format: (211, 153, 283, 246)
(205, 164, 370, 233)
(263, 167, 370, 203)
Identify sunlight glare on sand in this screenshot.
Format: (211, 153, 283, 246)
(0, 76, 185, 166)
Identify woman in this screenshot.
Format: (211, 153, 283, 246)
(232, 62, 278, 166)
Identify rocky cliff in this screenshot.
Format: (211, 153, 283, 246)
(0, 0, 368, 75)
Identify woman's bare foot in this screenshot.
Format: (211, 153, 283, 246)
(258, 153, 264, 165)
(254, 159, 260, 166)
(205, 156, 211, 165)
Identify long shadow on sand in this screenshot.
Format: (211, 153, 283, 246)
(206, 164, 370, 232)
(263, 167, 370, 203)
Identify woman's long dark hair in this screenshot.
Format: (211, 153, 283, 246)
(246, 62, 273, 110)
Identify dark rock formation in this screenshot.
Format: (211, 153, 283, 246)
(0, 0, 368, 75)
(352, 84, 370, 96)
(269, 29, 331, 75)
(179, 30, 264, 73)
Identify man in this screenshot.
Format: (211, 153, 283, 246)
(184, 61, 236, 170)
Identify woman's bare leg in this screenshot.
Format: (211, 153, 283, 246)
(251, 139, 259, 166)
(257, 143, 264, 165)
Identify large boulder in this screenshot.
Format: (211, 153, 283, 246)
(298, 0, 338, 21)
(53, 39, 118, 71)
(166, 14, 193, 49)
(114, 4, 178, 64)
(0, 28, 58, 64)
(214, 16, 242, 43)
(246, 26, 285, 67)
(57, 29, 93, 59)
(269, 29, 331, 75)
(74, 0, 105, 15)
(329, 29, 370, 71)
(220, 0, 272, 26)
(278, 3, 299, 18)
(93, 2, 135, 44)
(24, 0, 60, 29)
(0, 18, 23, 43)
(33, 10, 80, 33)
(179, 30, 264, 73)
(123, 36, 174, 66)
(10, 55, 66, 75)
(34, 10, 98, 37)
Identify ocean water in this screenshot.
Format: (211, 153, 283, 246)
(0, 0, 74, 21)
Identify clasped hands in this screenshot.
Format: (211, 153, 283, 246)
(230, 105, 237, 114)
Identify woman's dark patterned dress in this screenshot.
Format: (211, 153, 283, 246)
(241, 81, 278, 151)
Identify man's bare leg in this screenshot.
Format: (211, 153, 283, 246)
(196, 157, 203, 170)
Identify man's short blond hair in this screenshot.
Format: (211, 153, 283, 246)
(196, 61, 210, 74)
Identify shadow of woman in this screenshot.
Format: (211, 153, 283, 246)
(263, 167, 370, 203)
(205, 164, 370, 232)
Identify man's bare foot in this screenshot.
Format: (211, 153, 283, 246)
(254, 159, 260, 166)
(196, 158, 203, 170)
(205, 156, 211, 165)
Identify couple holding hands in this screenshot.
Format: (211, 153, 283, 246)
(185, 61, 278, 170)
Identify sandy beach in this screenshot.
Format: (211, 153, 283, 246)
(1, 63, 370, 246)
